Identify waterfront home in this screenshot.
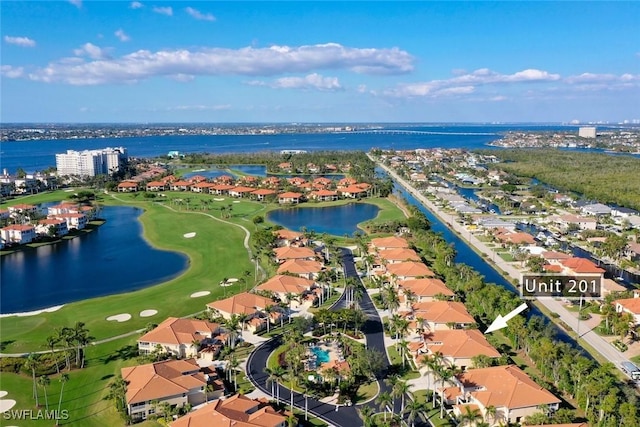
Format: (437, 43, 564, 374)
(273, 246, 317, 263)
(206, 292, 284, 332)
(190, 182, 216, 193)
(287, 177, 307, 187)
(250, 188, 277, 201)
(407, 301, 475, 331)
(255, 275, 318, 308)
(215, 175, 235, 184)
(554, 257, 606, 278)
(308, 189, 338, 202)
(625, 242, 640, 262)
(611, 206, 639, 218)
(541, 251, 572, 263)
(36, 218, 69, 237)
(161, 175, 177, 183)
(170, 181, 192, 191)
(339, 184, 369, 199)
(554, 214, 597, 231)
(261, 176, 281, 188)
(210, 184, 235, 195)
(170, 394, 287, 427)
(614, 292, 640, 325)
(229, 186, 256, 198)
(137, 317, 223, 359)
(117, 181, 139, 192)
(47, 202, 79, 215)
(581, 203, 612, 216)
(445, 365, 561, 425)
(278, 192, 304, 204)
(121, 358, 210, 422)
(277, 259, 324, 279)
(273, 229, 305, 247)
(370, 236, 409, 251)
(378, 248, 421, 264)
(0, 224, 36, 245)
(51, 212, 87, 230)
(278, 162, 292, 171)
(385, 261, 435, 282)
(493, 229, 536, 245)
(398, 278, 454, 303)
(312, 177, 332, 188)
(337, 177, 357, 188)
(187, 175, 207, 183)
(7, 203, 37, 219)
(146, 181, 167, 191)
(414, 329, 500, 371)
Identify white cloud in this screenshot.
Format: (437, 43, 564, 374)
(490, 95, 508, 101)
(130, 1, 143, 9)
(248, 73, 343, 91)
(565, 72, 640, 84)
(114, 29, 130, 42)
(73, 43, 110, 60)
(21, 43, 413, 85)
(357, 84, 368, 93)
(153, 6, 173, 16)
(384, 68, 562, 98)
(68, 0, 82, 8)
(169, 104, 231, 111)
(1, 65, 24, 78)
(185, 7, 215, 21)
(4, 35, 36, 47)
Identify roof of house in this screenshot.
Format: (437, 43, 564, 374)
(399, 278, 454, 297)
(230, 186, 256, 193)
(561, 257, 605, 274)
(121, 358, 206, 405)
(541, 251, 572, 260)
(38, 218, 67, 225)
(615, 297, 640, 314)
(422, 329, 500, 359)
(386, 261, 435, 278)
(277, 259, 323, 275)
(9, 203, 36, 210)
(138, 317, 220, 346)
(117, 181, 138, 188)
(251, 189, 277, 196)
(458, 365, 560, 410)
(411, 301, 475, 324)
(274, 246, 316, 260)
(274, 229, 303, 240)
(278, 192, 303, 199)
(147, 181, 166, 187)
(170, 394, 287, 427)
(340, 185, 367, 194)
(207, 292, 275, 315)
(310, 189, 338, 197)
(1, 224, 35, 231)
(370, 236, 409, 249)
(378, 248, 421, 262)
(256, 274, 315, 295)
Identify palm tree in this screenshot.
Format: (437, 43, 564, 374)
(45, 335, 60, 374)
(358, 404, 375, 427)
(430, 352, 444, 407)
(25, 353, 39, 407)
(284, 292, 298, 323)
(237, 313, 250, 333)
(191, 339, 201, 357)
(71, 322, 92, 369)
(403, 395, 425, 427)
(376, 391, 393, 421)
(439, 366, 458, 418)
(393, 379, 411, 413)
(485, 404, 497, 425)
(38, 375, 50, 411)
(264, 305, 275, 333)
(271, 366, 286, 405)
(398, 340, 410, 369)
(56, 374, 69, 426)
(264, 367, 278, 401)
(459, 405, 482, 426)
(228, 355, 240, 390)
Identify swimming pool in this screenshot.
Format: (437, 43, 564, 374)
(310, 346, 330, 364)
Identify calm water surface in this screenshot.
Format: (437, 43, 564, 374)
(267, 203, 379, 236)
(0, 205, 188, 313)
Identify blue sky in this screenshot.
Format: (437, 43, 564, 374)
(1, 1, 639, 123)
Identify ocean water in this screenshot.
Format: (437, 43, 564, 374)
(0, 124, 597, 174)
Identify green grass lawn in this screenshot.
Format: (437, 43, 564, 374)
(498, 252, 515, 262)
(386, 345, 420, 380)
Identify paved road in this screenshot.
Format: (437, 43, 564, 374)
(245, 247, 428, 426)
(374, 157, 636, 381)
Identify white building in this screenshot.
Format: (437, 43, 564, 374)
(578, 126, 597, 138)
(55, 147, 127, 177)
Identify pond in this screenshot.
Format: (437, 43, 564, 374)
(0, 205, 188, 314)
(267, 203, 379, 236)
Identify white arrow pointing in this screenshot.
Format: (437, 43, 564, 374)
(484, 303, 528, 334)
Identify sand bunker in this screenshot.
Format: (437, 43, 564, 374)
(213, 198, 225, 201)
(227, 278, 239, 282)
(140, 309, 158, 318)
(233, 200, 241, 203)
(106, 313, 132, 322)
(183, 232, 196, 238)
(220, 278, 239, 287)
(0, 391, 16, 414)
(190, 291, 211, 298)
(0, 392, 7, 398)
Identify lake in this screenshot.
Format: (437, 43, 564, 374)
(0, 205, 188, 314)
(267, 203, 380, 236)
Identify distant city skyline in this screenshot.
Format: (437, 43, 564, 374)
(1, 1, 639, 123)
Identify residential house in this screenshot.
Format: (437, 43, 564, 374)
(414, 329, 500, 371)
(581, 203, 612, 216)
(7, 203, 37, 219)
(250, 188, 277, 202)
(211, 184, 235, 195)
(386, 261, 435, 282)
(278, 192, 304, 204)
(378, 248, 421, 264)
(36, 218, 69, 237)
(370, 236, 409, 251)
(611, 207, 639, 218)
(277, 259, 324, 280)
(170, 394, 287, 427)
(146, 181, 167, 191)
(273, 246, 317, 263)
(188, 175, 207, 183)
(51, 213, 87, 230)
(121, 358, 210, 422)
(399, 278, 454, 303)
(555, 215, 597, 231)
(273, 229, 304, 247)
(0, 224, 36, 245)
(117, 181, 139, 192)
(493, 229, 535, 245)
(190, 182, 216, 193)
(229, 186, 256, 198)
(170, 181, 192, 191)
(614, 292, 640, 325)
(309, 189, 338, 202)
(137, 317, 222, 359)
(206, 292, 283, 333)
(409, 301, 475, 331)
(255, 275, 318, 308)
(339, 184, 369, 199)
(625, 242, 640, 262)
(448, 365, 561, 425)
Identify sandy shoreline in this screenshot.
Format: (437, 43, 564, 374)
(0, 304, 64, 318)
